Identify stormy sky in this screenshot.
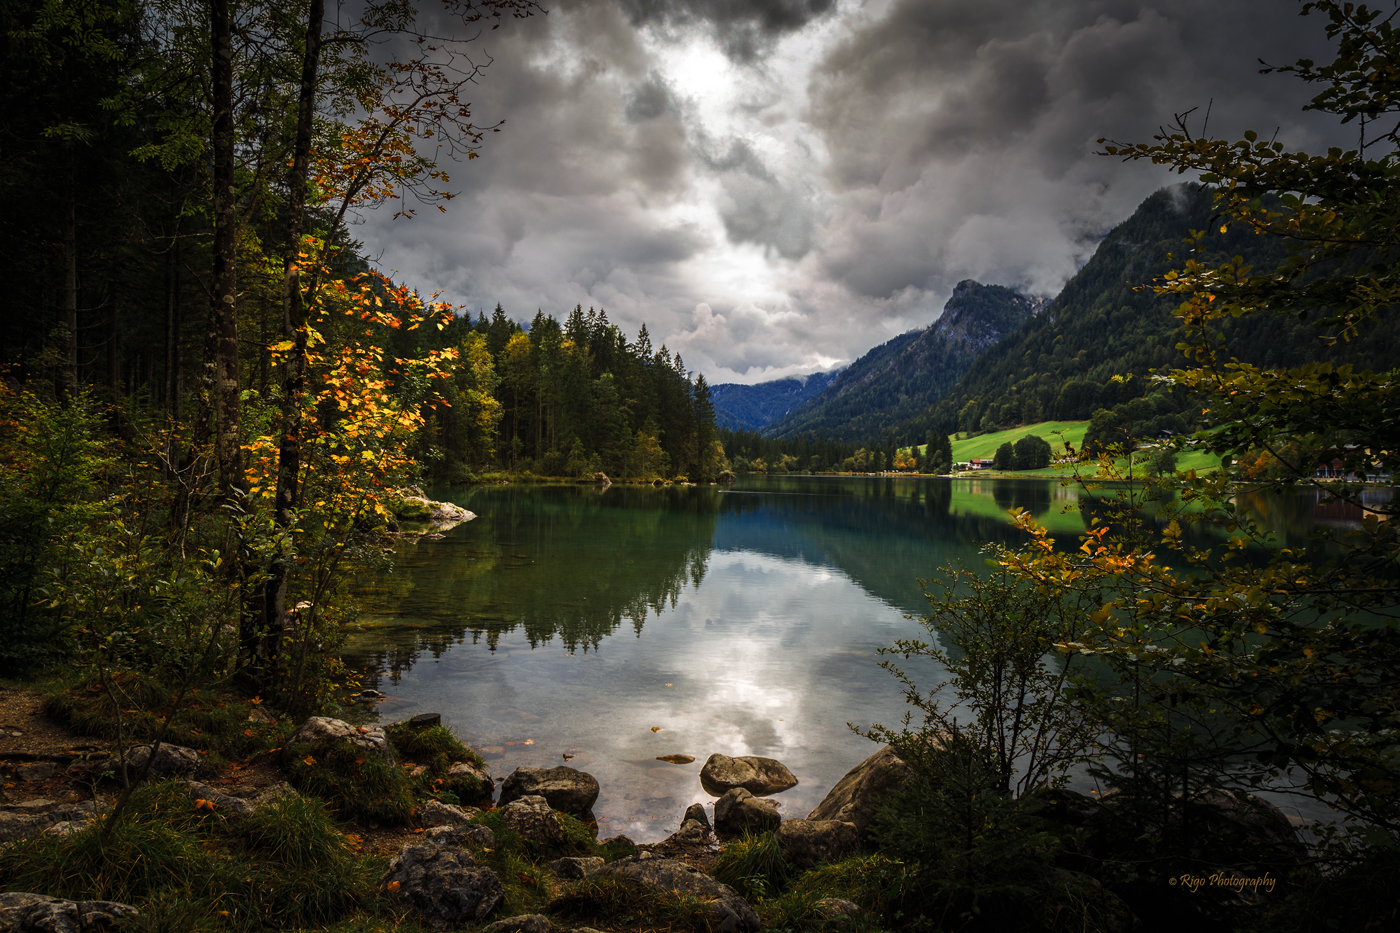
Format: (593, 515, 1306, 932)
(357, 0, 1350, 383)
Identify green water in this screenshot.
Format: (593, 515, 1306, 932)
(345, 476, 1380, 841)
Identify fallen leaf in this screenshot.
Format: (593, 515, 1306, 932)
(303, 755, 317, 766)
(243, 729, 254, 737)
(250, 696, 263, 705)
(523, 739, 534, 745)
(506, 741, 516, 746)
(355, 755, 366, 765)
(650, 726, 661, 733)
(655, 754, 695, 764)
(665, 683, 673, 687)
(386, 881, 401, 893)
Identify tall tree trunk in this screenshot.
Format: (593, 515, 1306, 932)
(62, 175, 78, 398)
(164, 234, 178, 419)
(210, 0, 244, 506)
(262, 0, 326, 674)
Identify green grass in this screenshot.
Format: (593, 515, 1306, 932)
(45, 678, 291, 775)
(286, 737, 417, 825)
(908, 421, 1223, 479)
(945, 421, 1091, 464)
(0, 782, 387, 932)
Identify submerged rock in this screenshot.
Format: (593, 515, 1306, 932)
(699, 754, 797, 797)
(497, 766, 599, 817)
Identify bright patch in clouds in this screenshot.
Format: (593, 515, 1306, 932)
(358, 0, 1347, 383)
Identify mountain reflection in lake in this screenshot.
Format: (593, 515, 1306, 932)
(344, 476, 1383, 841)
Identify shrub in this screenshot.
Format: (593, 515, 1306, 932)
(712, 830, 791, 902)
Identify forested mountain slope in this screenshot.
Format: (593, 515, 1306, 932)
(763, 281, 1044, 442)
(710, 370, 842, 431)
(907, 184, 1398, 441)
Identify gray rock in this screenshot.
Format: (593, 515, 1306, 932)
(406, 713, 442, 729)
(482, 915, 555, 933)
(499, 795, 565, 846)
(699, 754, 797, 797)
(805, 745, 912, 838)
(185, 781, 256, 817)
(0, 801, 103, 845)
(14, 762, 59, 783)
(683, 802, 710, 827)
(418, 799, 479, 828)
(814, 898, 862, 930)
(288, 717, 395, 764)
(662, 819, 711, 846)
(41, 822, 83, 839)
(545, 856, 604, 880)
(447, 761, 494, 791)
(713, 788, 780, 836)
(775, 819, 859, 869)
(599, 834, 637, 858)
(0, 892, 138, 933)
(383, 844, 502, 928)
(497, 766, 599, 817)
(122, 743, 200, 778)
(185, 781, 293, 818)
(424, 823, 496, 850)
(591, 856, 759, 933)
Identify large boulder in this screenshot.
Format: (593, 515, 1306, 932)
(775, 819, 859, 870)
(591, 856, 759, 933)
(123, 743, 200, 778)
(498, 795, 565, 846)
(497, 766, 599, 817)
(699, 754, 797, 797)
(288, 717, 395, 764)
(383, 844, 502, 928)
(805, 745, 912, 838)
(713, 788, 780, 836)
(0, 892, 138, 933)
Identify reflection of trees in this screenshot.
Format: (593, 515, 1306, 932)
(346, 485, 720, 683)
(713, 477, 1049, 613)
(990, 479, 1052, 516)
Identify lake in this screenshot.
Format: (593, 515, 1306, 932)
(343, 475, 1380, 841)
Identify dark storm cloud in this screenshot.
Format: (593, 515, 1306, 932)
(803, 0, 1348, 305)
(616, 0, 838, 60)
(359, 0, 1358, 382)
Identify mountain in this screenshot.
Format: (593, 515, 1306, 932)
(761, 281, 1045, 441)
(903, 183, 1398, 441)
(710, 370, 843, 431)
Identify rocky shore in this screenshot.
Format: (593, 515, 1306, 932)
(0, 695, 1311, 933)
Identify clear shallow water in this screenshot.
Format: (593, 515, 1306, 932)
(344, 476, 1383, 841)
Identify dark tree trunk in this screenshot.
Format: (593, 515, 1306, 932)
(62, 178, 78, 397)
(262, 0, 326, 672)
(210, 0, 244, 506)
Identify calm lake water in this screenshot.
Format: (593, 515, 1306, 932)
(344, 476, 1385, 841)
